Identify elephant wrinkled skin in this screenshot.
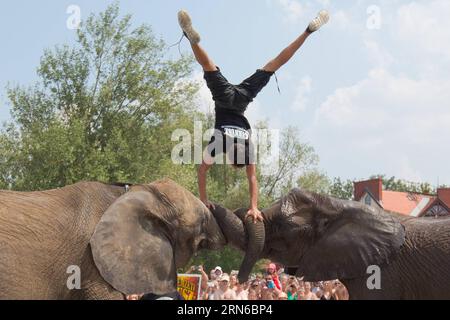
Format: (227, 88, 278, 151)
(0, 179, 226, 300)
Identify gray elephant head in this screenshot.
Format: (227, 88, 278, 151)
(212, 188, 406, 283)
(90, 179, 226, 296)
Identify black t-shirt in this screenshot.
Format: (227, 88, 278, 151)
(214, 107, 251, 131)
(207, 107, 253, 164)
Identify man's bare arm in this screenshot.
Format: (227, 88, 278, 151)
(246, 164, 264, 223)
(198, 160, 214, 210)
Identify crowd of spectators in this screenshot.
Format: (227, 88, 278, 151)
(190, 263, 349, 301)
(125, 262, 350, 300)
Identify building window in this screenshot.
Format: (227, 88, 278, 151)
(425, 205, 449, 217)
(365, 195, 372, 206)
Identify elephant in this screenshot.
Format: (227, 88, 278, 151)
(0, 179, 229, 300)
(212, 188, 450, 300)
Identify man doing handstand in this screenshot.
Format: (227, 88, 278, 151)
(177, 9, 329, 222)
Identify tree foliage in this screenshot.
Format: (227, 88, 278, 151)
(328, 177, 354, 200)
(260, 126, 319, 200)
(371, 175, 435, 195)
(1, 4, 197, 191)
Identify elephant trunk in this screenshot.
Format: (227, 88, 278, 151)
(211, 205, 266, 284)
(211, 205, 247, 250)
(233, 209, 266, 284)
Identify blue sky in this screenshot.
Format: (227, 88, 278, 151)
(1, 0, 449, 186)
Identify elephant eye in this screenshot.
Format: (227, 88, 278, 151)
(317, 219, 330, 232)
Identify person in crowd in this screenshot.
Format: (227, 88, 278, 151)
(265, 275, 274, 290)
(286, 284, 299, 301)
(287, 275, 299, 289)
(205, 280, 218, 300)
(311, 281, 322, 295)
(321, 281, 338, 301)
(249, 279, 261, 298)
(248, 289, 258, 301)
(260, 286, 274, 301)
(126, 294, 142, 300)
(212, 273, 237, 300)
(187, 265, 209, 295)
(334, 280, 350, 301)
(229, 274, 238, 291)
(302, 282, 319, 300)
(278, 292, 288, 300)
(210, 266, 223, 281)
(256, 273, 263, 282)
(280, 274, 289, 292)
(235, 281, 249, 300)
(266, 263, 282, 291)
(297, 285, 306, 300)
(315, 288, 324, 300)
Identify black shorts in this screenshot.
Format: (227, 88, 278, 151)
(203, 67, 274, 113)
(206, 129, 256, 166)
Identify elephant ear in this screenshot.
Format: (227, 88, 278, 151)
(282, 189, 406, 281)
(90, 190, 177, 295)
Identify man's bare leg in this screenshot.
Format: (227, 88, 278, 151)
(178, 10, 217, 72)
(263, 31, 310, 72)
(191, 43, 218, 72)
(263, 10, 330, 73)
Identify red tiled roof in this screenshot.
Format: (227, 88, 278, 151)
(354, 179, 449, 216)
(437, 189, 450, 209)
(381, 191, 435, 216)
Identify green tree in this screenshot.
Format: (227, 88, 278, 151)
(0, 4, 198, 191)
(328, 177, 354, 200)
(371, 175, 435, 195)
(260, 126, 320, 200)
(297, 170, 330, 195)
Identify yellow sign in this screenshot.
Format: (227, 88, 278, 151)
(177, 274, 202, 300)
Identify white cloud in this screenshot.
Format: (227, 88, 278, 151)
(395, 156, 423, 183)
(271, 0, 333, 24)
(395, 0, 450, 60)
(310, 67, 450, 183)
(333, 10, 352, 30)
(364, 40, 394, 68)
(191, 70, 215, 115)
(276, 0, 308, 23)
(291, 76, 312, 112)
(298, 0, 450, 184)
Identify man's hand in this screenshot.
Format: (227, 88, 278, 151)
(202, 199, 216, 211)
(246, 208, 264, 224)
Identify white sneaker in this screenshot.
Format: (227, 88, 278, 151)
(178, 10, 201, 45)
(307, 10, 330, 33)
